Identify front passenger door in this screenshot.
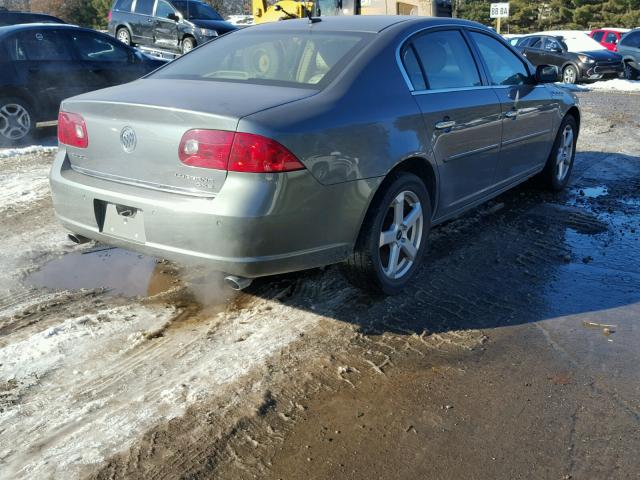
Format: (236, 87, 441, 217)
(468, 31, 557, 185)
(406, 29, 502, 215)
(153, 0, 180, 50)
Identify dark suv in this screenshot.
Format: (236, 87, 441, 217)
(108, 0, 236, 55)
(617, 29, 640, 79)
(513, 34, 623, 84)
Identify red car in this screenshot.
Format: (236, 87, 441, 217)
(590, 28, 630, 52)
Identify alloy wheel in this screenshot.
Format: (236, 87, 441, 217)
(117, 29, 130, 45)
(563, 67, 577, 84)
(0, 103, 31, 141)
(378, 191, 424, 280)
(556, 124, 574, 181)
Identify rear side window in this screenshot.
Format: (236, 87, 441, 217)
(68, 31, 131, 62)
(401, 46, 426, 91)
(6, 30, 72, 61)
(135, 0, 155, 15)
(411, 30, 481, 90)
(469, 32, 531, 86)
(592, 31, 604, 42)
(151, 31, 368, 87)
(114, 0, 134, 12)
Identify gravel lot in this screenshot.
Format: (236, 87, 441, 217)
(0, 89, 639, 479)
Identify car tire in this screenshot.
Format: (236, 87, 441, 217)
(116, 27, 132, 46)
(624, 61, 639, 80)
(539, 115, 578, 192)
(562, 65, 578, 84)
(0, 96, 35, 146)
(341, 172, 431, 295)
(182, 37, 196, 54)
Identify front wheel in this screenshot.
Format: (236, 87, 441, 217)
(562, 65, 578, 84)
(539, 115, 578, 191)
(341, 172, 431, 295)
(182, 37, 196, 54)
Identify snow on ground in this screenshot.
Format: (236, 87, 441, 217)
(556, 79, 640, 93)
(0, 163, 52, 210)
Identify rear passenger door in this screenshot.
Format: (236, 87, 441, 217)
(403, 28, 502, 215)
(131, 0, 156, 46)
(467, 31, 557, 184)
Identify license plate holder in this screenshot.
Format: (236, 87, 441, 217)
(102, 203, 146, 243)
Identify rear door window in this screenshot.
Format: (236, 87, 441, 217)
(411, 30, 481, 90)
(135, 0, 155, 15)
(592, 31, 604, 42)
(6, 30, 73, 61)
(469, 31, 531, 86)
(114, 0, 134, 12)
(605, 32, 618, 44)
(151, 31, 368, 87)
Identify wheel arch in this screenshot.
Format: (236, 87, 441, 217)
(352, 156, 438, 248)
(565, 106, 580, 133)
(0, 88, 38, 120)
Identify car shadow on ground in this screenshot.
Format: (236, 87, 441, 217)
(244, 150, 640, 337)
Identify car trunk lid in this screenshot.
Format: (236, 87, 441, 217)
(62, 79, 317, 196)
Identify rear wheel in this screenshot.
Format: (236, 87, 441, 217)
(562, 65, 578, 84)
(182, 36, 196, 54)
(624, 61, 639, 80)
(539, 115, 577, 191)
(0, 97, 35, 145)
(341, 172, 431, 295)
(116, 27, 131, 46)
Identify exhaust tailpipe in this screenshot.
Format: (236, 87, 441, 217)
(224, 275, 253, 291)
(68, 233, 91, 244)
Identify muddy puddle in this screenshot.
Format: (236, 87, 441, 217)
(27, 247, 178, 297)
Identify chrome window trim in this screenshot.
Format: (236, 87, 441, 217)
(396, 23, 536, 93)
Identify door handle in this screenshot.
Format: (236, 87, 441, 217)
(148, 18, 153, 22)
(504, 109, 518, 119)
(435, 120, 456, 130)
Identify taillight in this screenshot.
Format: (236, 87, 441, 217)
(108, 10, 112, 21)
(178, 130, 304, 173)
(178, 129, 234, 169)
(58, 111, 88, 148)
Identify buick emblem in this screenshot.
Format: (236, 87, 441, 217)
(120, 126, 137, 153)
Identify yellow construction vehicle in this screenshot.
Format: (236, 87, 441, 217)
(252, 0, 451, 24)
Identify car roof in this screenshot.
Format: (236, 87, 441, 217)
(0, 22, 80, 36)
(249, 15, 479, 34)
(593, 27, 630, 32)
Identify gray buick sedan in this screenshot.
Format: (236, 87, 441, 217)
(50, 16, 579, 294)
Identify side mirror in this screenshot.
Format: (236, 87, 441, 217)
(552, 46, 563, 53)
(536, 64, 559, 83)
(273, 4, 282, 10)
(167, 12, 179, 21)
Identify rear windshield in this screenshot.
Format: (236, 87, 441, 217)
(151, 30, 369, 88)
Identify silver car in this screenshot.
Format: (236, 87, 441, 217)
(50, 16, 579, 294)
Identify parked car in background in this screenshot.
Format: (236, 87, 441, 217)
(108, 0, 237, 55)
(0, 23, 166, 145)
(617, 28, 640, 79)
(590, 28, 630, 52)
(0, 9, 65, 26)
(513, 32, 623, 83)
(50, 17, 579, 295)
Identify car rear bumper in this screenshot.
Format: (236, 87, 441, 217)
(50, 150, 379, 278)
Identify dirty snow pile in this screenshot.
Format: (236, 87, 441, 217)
(0, 145, 57, 159)
(557, 79, 640, 93)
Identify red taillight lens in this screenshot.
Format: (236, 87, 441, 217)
(178, 130, 304, 173)
(229, 133, 304, 173)
(178, 129, 234, 169)
(108, 10, 113, 21)
(58, 111, 88, 148)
